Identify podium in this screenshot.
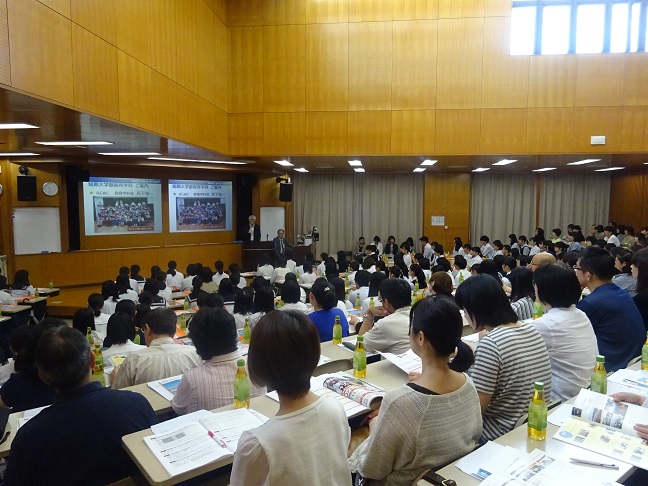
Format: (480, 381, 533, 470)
(242, 242, 274, 272)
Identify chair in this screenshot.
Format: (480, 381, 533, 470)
(313, 358, 353, 377)
(627, 355, 642, 368)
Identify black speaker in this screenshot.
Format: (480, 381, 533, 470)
(17, 175, 37, 201)
(279, 183, 293, 202)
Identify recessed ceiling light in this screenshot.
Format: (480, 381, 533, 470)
(532, 167, 557, 172)
(594, 167, 625, 172)
(294, 168, 309, 173)
(472, 168, 490, 172)
(274, 160, 293, 167)
(567, 159, 601, 166)
(0, 123, 38, 129)
(148, 157, 246, 164)
(99, 152, 160, 156)
(36, 141, 113, 146)
(354, 168, 365, 173)
(421, 159, 437, 166)
(493, 159, 517, 166)
(413, 167, 426, 172)
(348, 160, 362, 167)
(0, 152, 39, 156)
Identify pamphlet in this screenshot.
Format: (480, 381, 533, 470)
(147, 375, 183, 401)
(380, 349, 422, 374)
(607, 369, 648, 397)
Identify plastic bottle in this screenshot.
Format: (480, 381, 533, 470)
(48, 278, 54, 290)
(355, 292, 361, 309)
(34, 287, 39, 298)
(332, 316, 342, 345)
(86, 326, 94, 347)
(353, 336, 367, 378)
(591, 355, 607, 394)
(642, 332, 648, 371)
(93, 344, 106, 387)
(183, 297, 190, 311)
(242, 318, 251, 344)
(533, 300, 544, 319)
(369, 297, 374, 308)
(528, 381, 547, 440)
(234, 359, 250, 408)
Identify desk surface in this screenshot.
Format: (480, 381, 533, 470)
(0, 304, 31, 314)
(13, 297, 48, 305)
(0, 316, 9, 324)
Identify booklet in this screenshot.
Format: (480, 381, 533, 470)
(380, 349, 422, 374)
(143, 408, 268, 477)
(147, 375, 183, 401)
(553, 389, 648, 470)
(266, 372, 384, 418)
(607, 369, 648, 397)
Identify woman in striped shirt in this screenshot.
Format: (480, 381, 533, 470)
(456, 275, 552, 442)
(507, 267, 536, 321)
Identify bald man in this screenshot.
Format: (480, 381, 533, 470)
(529, 252, 556, 271)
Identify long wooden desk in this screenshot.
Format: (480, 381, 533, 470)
(0, 304, 31, 316)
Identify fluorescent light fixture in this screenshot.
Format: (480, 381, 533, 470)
(421, 159, 437, 166)
(348, 160, 362, 167)
(294, 168, 309, 173)
(36, 141, 113, 146)
(0, 123, 38, 129)
(567, 159, 601, 166)
(532, 167, 557, 172)
(274, 160, 293, 167)
(413, 168, 426, 172)
(0, 152, 39, 156)
(148, 156, 246, 165)
(99, 152, 160, 156)
(472, 168, 490, 173)
(493, 159, 517, 166)
(354, 168, 365, 173)
(594, 167, 625, 172)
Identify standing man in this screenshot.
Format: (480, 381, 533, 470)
(273, 229, 293, 259)
(243, 215, 261, 242)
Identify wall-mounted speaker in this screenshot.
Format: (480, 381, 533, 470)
(279, 183, 293, 202)
(17, 175, 37, 201)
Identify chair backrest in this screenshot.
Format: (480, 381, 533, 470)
(313, 358, 353, 377)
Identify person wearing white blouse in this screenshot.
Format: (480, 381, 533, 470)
(102, 312, 146, 365)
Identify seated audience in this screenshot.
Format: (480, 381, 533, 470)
(141, 279, 166, 308)
(171, 308, 265, 415)
(111, 308, 202, 389)
(271, 254, 291, 285)
(9, 270, 34, 298)
(196, 292, 225, 309)
(256, 255, 274, 281)
(188, 276, 205, 307)
(0, 326, 32, 387)
(212, 260, 228, 287)
(361, 271, 388, 314)
(576, 247, 644, 371)
(249, 286, 276, 328)
(279, 280, 308, 313)
(73, 308, 103, 343)
(101, 280, 120, 315)
(165, 260, 184, 290)
(154, 270, 173, 302)
(102, 312, 146, 363)
(453, 255, 471, 284)
(298, 262, 318, 285)
(358, 278, 412, 354)
(456, 275, 552, 441)
(217, 278, 237, 304)
(3, 326, 157, 485)
(88, 293, 110, 338)
(612, 247, 637, 296)
(532, 263, 598, 401)
(632, 248, 648, 332)
(409, 264, 427, 290)
(308, 278, 349, 342)
(130, 264, 146, 292)
(507, 267, 535, 321)
(199, 267, 218, 293)
(233, 287, 254, 329)
(115, 274, 138, 302)
(348, 270, 371, 305)
(181, 263, 198, 291)
(349, 297, 482, 484)
(428, 271, 454, 301)
(330, 277, 354, 320)
(480, 236, 495, 260)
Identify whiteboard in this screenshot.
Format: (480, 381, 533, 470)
(260, 206, 285, 243)
(13, 207, 62, 255)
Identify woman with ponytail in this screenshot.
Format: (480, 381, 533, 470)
(308, 278, 348, 342)
(165, 260, 184, 290)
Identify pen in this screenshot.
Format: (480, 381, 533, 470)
(569, 458, 619, 469)
(208, 431, 227, 449)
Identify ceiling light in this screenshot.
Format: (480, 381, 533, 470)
(493, 159, 517, 166)
(274, 160, 293, 167)
(354, 168, 365, 173)
(421, 160, 437, 166)
(99, 152, 160, 156)
(413, 168, 426, 172)
(594, 167, 625, 172)
(348, 160, 362, 167)
(295, 168, 309, 173)
(567, 159, 601, 166)
(148, 157, 246, 165)
(36, 141, 113, 146)
(0, 152, 39, 156)
(0, 123, 38, 129)
(532, 167, 557, 172)
(472, 168, 490, 172)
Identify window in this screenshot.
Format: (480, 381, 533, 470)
(511, 1, 648, 55)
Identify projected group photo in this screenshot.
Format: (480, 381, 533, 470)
(93, 197, 155, 233)
(175, 198, 226, 230)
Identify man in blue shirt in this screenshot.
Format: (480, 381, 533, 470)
(4, 326, 157, 486)
(575, 247, 644, 372)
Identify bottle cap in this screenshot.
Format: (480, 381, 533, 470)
(596, 355, 605, 362)
(357, 336, 364, 342)
(237, 359, 246, 367)
(534, 381, 544, 390)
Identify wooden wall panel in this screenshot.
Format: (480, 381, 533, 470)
(484, 0, 511, 17)
(175, 0, 201, 99)
(214, 107, 229, 154)
(214, 17, 230, 112)
(70, 0, 117, 45)
(38, 0, 70, 17)
(423, 173, 471, 250)
(71, 25, 120, 120)
(227, 0, 263, 26)
(196, 1, 218, 106)
(623, 53, 648, 107)
(263, 0, 305, 25)
(0, 0, 10, 86)
(572, 106, 623, 153)
(305, 112, 348, 155)
(229, 113, 264, 155)
(8, 0, 74, 105)
(8, 163, 62, 208)
(438, 0, 484, 19)
(436, 18, 483, 109)
(263, 25, 305, 112)
(347, 111, 391, 154)
(305, 0, 348, 23)
(175, 87, 201, 146)
(480, 108, 528, 154)
(348, 22, 392, 111)
(526, 108, 575, 154)
(609, 173, 648, 232)
(149, 0, 178, 82)
(481, 16, 529, 108)
(393, 0, 437, 20)
(230, 27, 264, 112)
(575, 55, 625, 107)
(263, 112, 306, 154)
(203, 0, 227, 24)
(149, 69, 179, 138)
(117, 51, 153, 130)
(391, 110, 435, 154)
(621, 106, 648, 152)
(115, 0, 151, 67)
(435, 109, 481, 154)
(392, 20, 437, 110)
(305, 23, 349, 112)
(348, 0, 394, 22)
(527, 56, 576, 108)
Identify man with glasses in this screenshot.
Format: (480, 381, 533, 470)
(528, 252, 556, 271)
(575, 247, 644, 372)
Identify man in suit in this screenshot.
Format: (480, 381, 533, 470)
(273, 229, 292, 259)
(242, 215, 261, 242)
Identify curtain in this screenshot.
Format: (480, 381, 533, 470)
(293, 173, 424, 256)
(538, 173, 610, 233)
(469, 174, 537, 245)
